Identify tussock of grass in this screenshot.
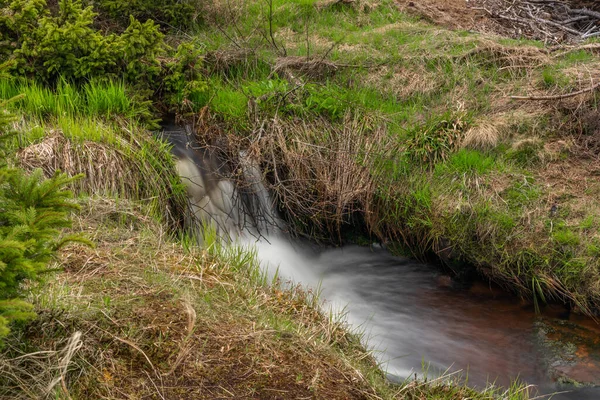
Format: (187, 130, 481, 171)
(205, 48, 266, 78)
(13, 120, 187, 229)
(461, 122, 500, 150)
(0, 77, 188, 228)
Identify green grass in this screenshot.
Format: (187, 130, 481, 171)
(505, 140, 543, 167)
(199, 0, 600, 310)
(0, 78, 153, 125)
(0, 197, 535, 400)
(540, 66, 572, 89)
(3, 0, 600, 395)
(437, 149, 495, 176)
(7, 112, 187, 232)
(171, 0, 600, 316)
(502, 178, 541, 210)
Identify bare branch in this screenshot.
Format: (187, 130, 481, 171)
(510, 81, 600, 101)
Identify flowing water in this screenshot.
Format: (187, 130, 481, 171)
(162, 125, 600, 400)
(253, 238, 600, 400)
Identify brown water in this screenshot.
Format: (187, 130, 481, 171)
(163, 124, 600, 399)
(255, 240, 600, 400)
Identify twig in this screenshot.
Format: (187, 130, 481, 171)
(265, 0, 286, 56)
(510, 81, 600, 100)
(570, 8, 600, 20)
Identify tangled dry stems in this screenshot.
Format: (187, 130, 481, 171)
(475, 0, 600, 44)
(460, 37, 549, 70)
(274, 56, 340, 80)
(18, 132, 141, 196)
(205, 48, 259, 75)
(16, 130, 187, 228)
(230, 113, 396, 239)
(0, 332, 83, 400)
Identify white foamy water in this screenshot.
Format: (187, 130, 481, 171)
(163, 124, 600, 400)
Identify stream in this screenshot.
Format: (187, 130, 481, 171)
(162, 125, 600, 400)
(253, 237, 600, 400)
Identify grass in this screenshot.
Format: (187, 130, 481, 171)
(436, 149, 496, 176)
(0, 78, 153, 125)
(0, 197, 534, 399)
(0, 75, 189, 229)
(12, 118, 187, 228)
(1, 0, 599, 396)
(1, 79, 188, 230)
(189, 0, 600, 313)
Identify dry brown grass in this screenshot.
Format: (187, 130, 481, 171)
(274, 56, 340, 80)
(364, 66, 444, 99)
(205, 47, 260, 75)
(16, 130, 187, 228)
(0, 197, 387, 400)
(18, 132, 142, 196)
(316, 0, 380, 12)
(231, 113, 396, 239)
(0, 331, 83, 399)
(461, 122, 500, 150)
(460, 38, 549, 70)
(200, 0, 247, 27)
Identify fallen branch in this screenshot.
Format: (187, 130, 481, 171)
(510, 81, 600, 101)
(570, 8, 600, 20)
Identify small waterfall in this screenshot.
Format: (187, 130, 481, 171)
(160, 124, 284, 240)
(238, 150, 286, 235)
(161, 124, 600, 400)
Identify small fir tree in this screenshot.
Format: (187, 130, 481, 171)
(0, 91, 84, 344)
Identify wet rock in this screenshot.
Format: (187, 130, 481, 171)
(534, 317, 600, 387)
(435, 274, 453, 289)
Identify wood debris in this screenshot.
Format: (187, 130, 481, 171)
(473, 0, 600, 43)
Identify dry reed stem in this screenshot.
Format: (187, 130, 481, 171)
(0, 331, 83, 400)
(16, 130, 187, 229)
(231, 113, 396, 238)
(18, 132, 140, 195)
